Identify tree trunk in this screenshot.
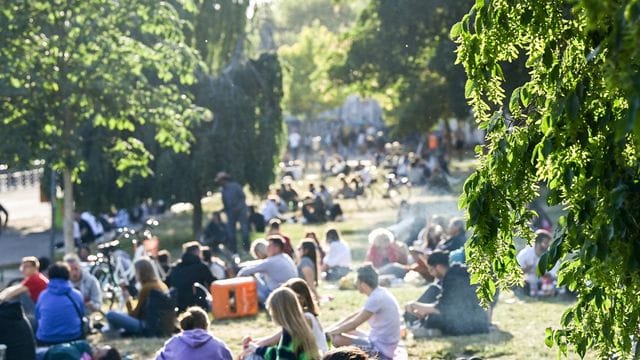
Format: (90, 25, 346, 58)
(192, 197, 203, 241)
(62, 168, 75, 254)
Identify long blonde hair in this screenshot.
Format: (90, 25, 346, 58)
(267, 288, 319, 359)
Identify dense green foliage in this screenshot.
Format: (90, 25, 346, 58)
(330, 0, 474, 133)
(155, 53, 284, 235)
(455, 0, 640, 357)
(0, 0, 203, 172)
(0, 0, 205, 251)
(273, 0, 366, 45)
(278, 23, 347, 119)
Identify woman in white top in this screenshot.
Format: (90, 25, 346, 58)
(322, 229, 352, 281)
(243, 278, 328, 354)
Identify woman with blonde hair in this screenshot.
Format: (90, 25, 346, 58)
(242, 279, 327, 357)
(105, 257, 169, 336)
(241, 287, 320, 360)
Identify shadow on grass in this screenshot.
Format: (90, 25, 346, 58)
(410, 327, 515, 359)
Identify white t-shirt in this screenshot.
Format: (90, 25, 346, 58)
(323, 241, 351, 268)
(81, 211, 104, 236)
(364, 287, 401, 358)
(517, 246, 543, 285)
(517, 246, 558, 284)
(289, 132, 301, 149)
(304, 312, 328, 354)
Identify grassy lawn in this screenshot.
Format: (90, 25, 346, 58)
(92, 159, 587, 359)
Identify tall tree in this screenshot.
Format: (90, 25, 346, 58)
(151, 2, 284, 238)
(455, 0, 640, 357)
(272, 0, 367, 45)
(155, 53, 284, 237)
(330, 0, 474, 134)
(0, 0, 205, 253)
(278, 23, 348, 119)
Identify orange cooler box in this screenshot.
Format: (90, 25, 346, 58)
(211, 277, 258, 320)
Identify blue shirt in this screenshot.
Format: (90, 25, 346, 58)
(36, 278, 85, 344)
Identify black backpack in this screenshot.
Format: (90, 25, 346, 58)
(141, 289, 178, 337)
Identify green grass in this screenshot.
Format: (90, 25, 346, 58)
(91, 159, 589, 359)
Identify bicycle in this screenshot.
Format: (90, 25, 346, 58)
(89, 218, 160, 310)
(353, 171, 412, 210)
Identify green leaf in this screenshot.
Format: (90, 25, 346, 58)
(520, 86, 530, 107)
(465, 79, 475, 98)
(545, 328, 554, 348)
(509, 87, 521, 113)
(10, 77, 21, 88)
(538, 252, 549, 275)
(450, 22, 462, 39)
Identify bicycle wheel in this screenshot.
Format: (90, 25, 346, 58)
(90, 262, 121, 310)
(354, 186, 374, 210)
(386, 184, 411, 208)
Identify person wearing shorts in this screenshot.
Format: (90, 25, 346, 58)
(326, 264, 401, 360)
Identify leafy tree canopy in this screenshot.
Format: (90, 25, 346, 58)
(330, 0, 474, 133)
(278, 23, 348, 118)
(0, 0, 205, 178)
(455, 0, 640, 357)
(272, 0, 367, 45)
(0, 0, 206, 251)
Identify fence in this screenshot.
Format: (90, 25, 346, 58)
(0, 167, 44, 193)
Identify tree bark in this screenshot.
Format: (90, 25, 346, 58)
(192, 196, 203, 241)
(62, 168, 75, 254)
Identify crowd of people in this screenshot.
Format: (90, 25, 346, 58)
(0, 159, 560, 360)
(0, 195, 562, 360)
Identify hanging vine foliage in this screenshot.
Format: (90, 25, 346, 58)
(454, 0, 640, 357)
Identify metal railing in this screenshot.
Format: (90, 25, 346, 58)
(0, 167, 44, 192)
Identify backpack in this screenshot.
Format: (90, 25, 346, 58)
(141, 289, 178, 337)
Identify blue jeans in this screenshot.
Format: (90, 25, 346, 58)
(226, 207, 249, 253)
(106, 311, 143, 334)
(255, 275, 272, 306)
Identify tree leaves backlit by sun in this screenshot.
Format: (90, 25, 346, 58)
(454, 0, 640, 357)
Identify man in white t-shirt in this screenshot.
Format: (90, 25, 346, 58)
(326, 264, 401, 360)
(517, 229, 555, 295)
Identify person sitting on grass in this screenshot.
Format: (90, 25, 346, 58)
(436, 218, 467, 252)
(404, 251, 489, 337)
(239, 287, 320, 360)
(517, 229, 557, 297)
(322, 346, 369, 360)
(250, 238, 269, 260)
(64, 254, 102, 313)
(266, 219, 294, 258)
(365, 228, 409, 279)
(0, 256, 49, 324)
(154, 306, 232, 360)
(243, 278, 328, 356)
(322, 229, 351, 281)
(297, 239, 321, 300)
(166, 241, 216, 312)
(0, 299, 36, 360)
(202, 211, 229, 250)
(39, 341, 121, 360)
(237, 236, 297, 306)
(326, 264, 402, 360)
(105, 257, 170, 337)
(35, 262, 85, 346)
